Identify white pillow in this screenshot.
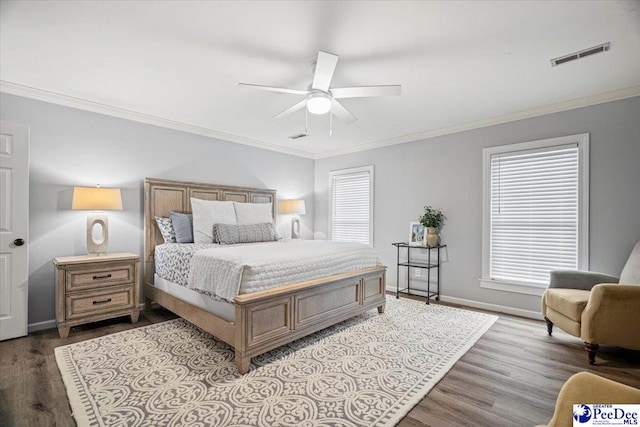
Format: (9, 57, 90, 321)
(233, 202, 273, 224)
(191, 198, 236, 243)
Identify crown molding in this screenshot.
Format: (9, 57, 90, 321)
(315, 85, 640, 159)
(0, 81, 315, 159)
(2, 81, 638, 161)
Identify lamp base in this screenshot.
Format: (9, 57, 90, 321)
(291, 217, 301, 239)
(87, 213, 109, 255)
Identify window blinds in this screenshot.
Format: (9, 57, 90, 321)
(489, 144, 579, 286)
(330, 169, 372, 245)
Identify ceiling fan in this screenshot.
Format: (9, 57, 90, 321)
(239, 51, 401, 126)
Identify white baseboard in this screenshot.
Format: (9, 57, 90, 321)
(27, 303, 151, 334)
(438, 296, 542, 320)
(28, 319, 57, 333)
(385, 285, 542, 320)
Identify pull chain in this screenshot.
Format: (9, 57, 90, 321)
(329, 102, 333, 136)
(305, 107, 309, 135)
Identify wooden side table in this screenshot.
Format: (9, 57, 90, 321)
(53, 252, 140, 338)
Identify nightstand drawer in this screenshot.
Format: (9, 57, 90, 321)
(66, 262, 135, 291)
(66, 286, 135, 320)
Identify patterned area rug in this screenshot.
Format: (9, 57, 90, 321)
(55, 297, 497, 426)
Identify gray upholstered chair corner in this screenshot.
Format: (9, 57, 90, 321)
(542, 241, 640, 364)
(549, 270, 620, 290)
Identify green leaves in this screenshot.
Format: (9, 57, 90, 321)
(419, 205, 446, 229)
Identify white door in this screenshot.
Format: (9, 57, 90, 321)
(0, 121, 29, 340)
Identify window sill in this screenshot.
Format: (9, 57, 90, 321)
(479, 279, 546, 296)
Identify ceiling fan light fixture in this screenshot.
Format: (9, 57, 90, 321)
(241, 50, 400, 127)
(306, 92, 331, 115)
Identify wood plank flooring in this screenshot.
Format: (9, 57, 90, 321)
(1, 300, 638, 427)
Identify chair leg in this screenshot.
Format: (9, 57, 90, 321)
(584, 342, 599, 365)
(544, 317, 553, 335)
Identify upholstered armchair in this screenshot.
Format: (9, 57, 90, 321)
(541, 241, 640, 364)
(535, 372, 640, 427)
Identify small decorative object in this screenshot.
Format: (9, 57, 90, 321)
(419, 205, 446, 247)
(408, 222, 425, 246)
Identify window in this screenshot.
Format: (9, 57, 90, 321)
(329, 166, 374, 246)
(481, 134, 589, 295)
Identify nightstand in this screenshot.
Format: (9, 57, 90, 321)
(53, 252, 140, 338)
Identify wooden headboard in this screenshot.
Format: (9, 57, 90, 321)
(144, 178, 277, 286)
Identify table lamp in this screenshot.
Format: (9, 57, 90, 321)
(281, 199, 306, 239)
(72, 186, 123, 255)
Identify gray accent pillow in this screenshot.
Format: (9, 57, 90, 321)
(170, 212, 193, 243)
(155, 216, 176, 243)
(214, 222, 276, 245)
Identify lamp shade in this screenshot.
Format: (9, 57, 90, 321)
(72, 186, 123, 211)
(281, 199, 306, 215)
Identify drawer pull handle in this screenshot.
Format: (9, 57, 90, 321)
(93, 298, 112, 305)
(93, 274, 112, 280)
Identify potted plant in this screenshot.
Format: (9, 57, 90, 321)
(419, 206, 446, 246)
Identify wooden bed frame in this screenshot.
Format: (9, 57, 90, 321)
(143, 178, 387, 374)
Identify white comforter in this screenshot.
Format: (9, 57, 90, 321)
(187, 240, 380, 302)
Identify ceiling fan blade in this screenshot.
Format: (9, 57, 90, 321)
(331, 85, 402, 99)
(239, 83, 310, 96)
(331, 100, 357, 124)
(312, 51, 339, 92)
(273, 99, 308, 119)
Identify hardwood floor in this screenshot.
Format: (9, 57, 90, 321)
(0, 308, 176, 427)
(1, 300, 638, 427)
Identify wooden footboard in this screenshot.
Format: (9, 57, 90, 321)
(233, 266, 386, 373)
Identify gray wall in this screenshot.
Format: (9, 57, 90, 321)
(0, 94, 316, 325)
(2, 93, 638, 324)
(315, 96, 640, 313)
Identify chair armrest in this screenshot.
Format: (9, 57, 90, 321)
(542, 372, 640, 427)
(549, 270, 619, 290)
(581, 284, 640, 348)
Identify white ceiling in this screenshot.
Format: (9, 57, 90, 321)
(1, 1, 639, 159)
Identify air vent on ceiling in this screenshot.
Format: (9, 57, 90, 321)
(288, 133, 308, 140)
(550, 42, 610, 67)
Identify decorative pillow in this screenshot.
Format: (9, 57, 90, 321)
(155, 216, 176, 243)
(170, 211, 193, 243)
(214, 223, 277, 245)
(233, 201, 281, 238)
(233, 202, 273, 224)
(191, 198, 236, 243)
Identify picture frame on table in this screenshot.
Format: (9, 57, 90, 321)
(409, 222, 425, 246)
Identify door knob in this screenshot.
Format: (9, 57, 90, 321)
(13, 238, 25, 246)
